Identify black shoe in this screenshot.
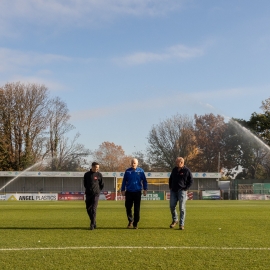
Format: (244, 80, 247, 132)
(90, 225, 95, 230)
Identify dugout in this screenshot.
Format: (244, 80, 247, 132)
(0, 172, 114, 193)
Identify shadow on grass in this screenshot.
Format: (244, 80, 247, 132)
(0, 227, 89, 230)
(0, 226, 173, 230)
(97, 227, 171, 230)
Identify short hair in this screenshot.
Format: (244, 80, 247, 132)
(92, 162, 99, 167)
(131, 158, 138, 164)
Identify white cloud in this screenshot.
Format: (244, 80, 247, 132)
(0, 75, 67, 92)
(168, 44, 204, 58)
(120, 52, 169, 65)
(189, 86, 267, 101)
(0, 48, 72, 72)
(0, 47, 92, 73)
(0, 47, 94, 93)
(0, 48, 73, 91)
(71, 92, 193, 121)
(115, 44, 205, 65)
(0, 0, 184, 32)
(70, 85, 270, 122)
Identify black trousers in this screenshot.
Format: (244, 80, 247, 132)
(125, 191, 142, 226)
(85, 194, 99, 226)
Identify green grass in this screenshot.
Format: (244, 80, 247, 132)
(1, 200, 270, 269)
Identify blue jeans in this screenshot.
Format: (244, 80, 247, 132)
(170, 190, 187, 226)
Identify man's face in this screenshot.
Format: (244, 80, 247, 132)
(131, 160, 138, 169)
(92, 165, 99, 172)
(176, 158, 184, 168)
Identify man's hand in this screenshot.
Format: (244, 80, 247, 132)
(121, 191, 125, 196)
(143, 190, 147, 196)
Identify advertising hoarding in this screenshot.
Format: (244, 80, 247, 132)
(5, 193, 58, 201)
(202, 190, 221, 200)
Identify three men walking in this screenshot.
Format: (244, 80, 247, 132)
(84, 157, 193, 231)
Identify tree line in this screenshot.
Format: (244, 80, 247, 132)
(147, 112, 270, 179)
(1, 82, 270, 179)
(92, 99, 270, 180)
(0, 82, 89, 171)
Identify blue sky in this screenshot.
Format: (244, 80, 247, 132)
(1, 0, 270, 156)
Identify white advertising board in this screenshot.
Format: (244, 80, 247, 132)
(5, 193, 58, 201)
(238, 194, 266, 200)
(202, 190, 221, 200)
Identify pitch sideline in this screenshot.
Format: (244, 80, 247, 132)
(0, 246, 270, 251)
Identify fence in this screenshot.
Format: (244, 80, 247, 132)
(0, 175, 220, 195)
(0, 171, 269, 200)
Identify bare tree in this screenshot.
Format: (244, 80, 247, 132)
(132, 151, 150, 171)
(147, 114, 197, 170)
(0, 82, 49, 170)
(0, 82, 90, 172)
(41, 97, 91, 171)
(46, 133, 90, 171)
(192, 113, 227, 172)
(46, 97, 75, 169)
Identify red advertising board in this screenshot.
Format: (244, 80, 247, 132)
(100, 192, 116, 200)
(57, 192, 116, 201)
(58, 194, 84, 200)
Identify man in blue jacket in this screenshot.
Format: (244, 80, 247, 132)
(169, 157, 193, 230)
(121, 158, 148, 229)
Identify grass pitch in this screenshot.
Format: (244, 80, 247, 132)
(0, 200, 270, 269)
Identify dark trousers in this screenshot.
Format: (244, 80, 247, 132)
(125, 191, 142, 226)
(85, 194, 99, 226)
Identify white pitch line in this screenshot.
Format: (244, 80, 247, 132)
(0, 246, 270, 251)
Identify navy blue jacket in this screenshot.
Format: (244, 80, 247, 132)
(84, 170, 104, 196)
(169, 166, 193, 192)
(121, 167, 148, 192)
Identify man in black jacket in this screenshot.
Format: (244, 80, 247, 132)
(169, 157, 193, 230)
(84, 162, 104, 230)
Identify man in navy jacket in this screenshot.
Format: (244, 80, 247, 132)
(84, 162, 104, 230)
(121, 158, 148, 229)
(169, 157, 193, 230)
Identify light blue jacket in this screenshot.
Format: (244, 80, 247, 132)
(121, 167, 148, 192)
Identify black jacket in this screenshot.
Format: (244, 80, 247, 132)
(169, 166, 193, 192)
(84, 170, 104, 196)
